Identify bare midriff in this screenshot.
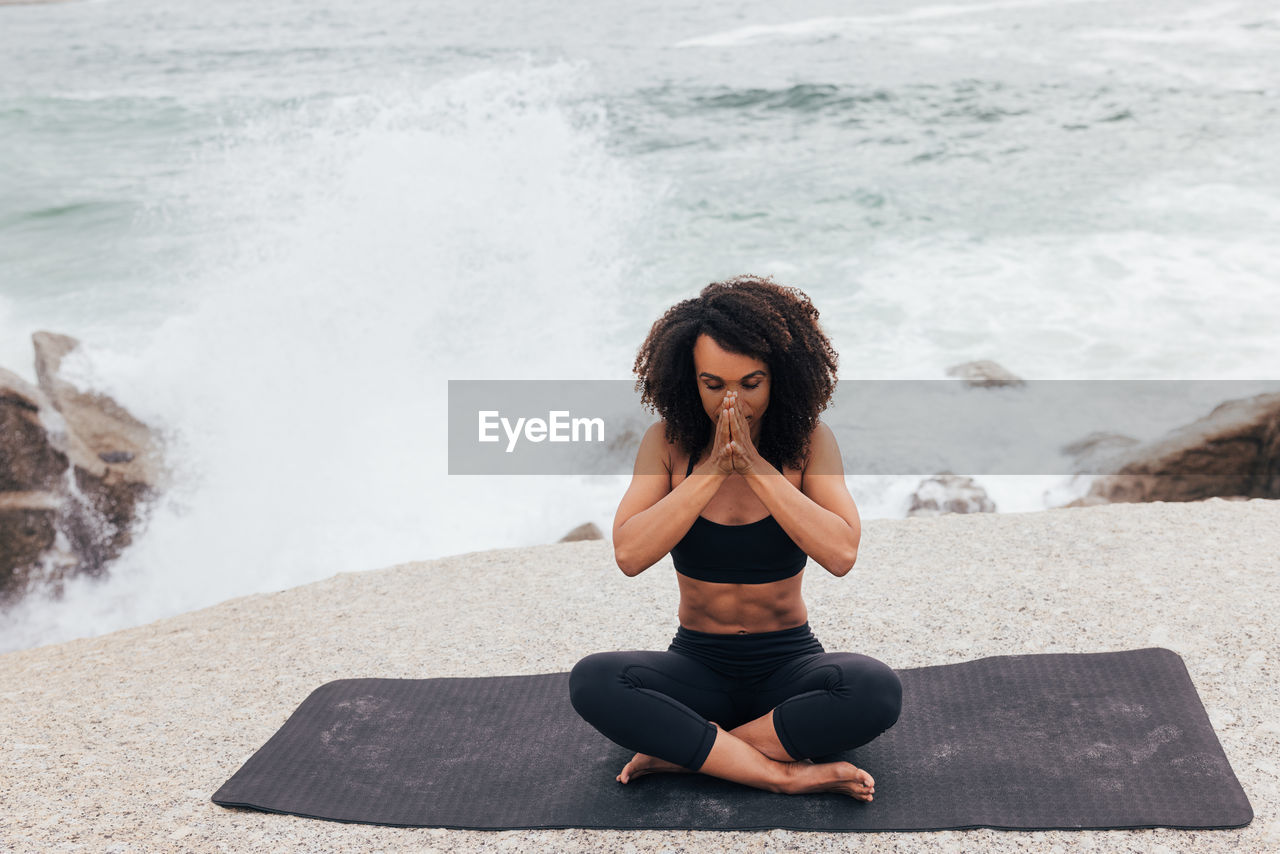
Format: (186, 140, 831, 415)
(671, 449, 810, 635)
(676, 572, 808, 634)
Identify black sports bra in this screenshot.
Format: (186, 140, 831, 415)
(669, 451, 808, 584)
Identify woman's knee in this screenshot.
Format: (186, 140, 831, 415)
(810, 653, 902, 735)
(850, 656, 902, 733)
(568, 651, 627, 718)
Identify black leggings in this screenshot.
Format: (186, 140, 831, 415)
(568, 622, 902, 772)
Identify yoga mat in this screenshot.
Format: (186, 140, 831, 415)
(212, 647, 1253, 831)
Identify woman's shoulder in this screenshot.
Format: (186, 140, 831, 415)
(807, 419, 837, 447)
(801, 419, 843, 477)
(787, 420, 831, 476)
(635, 420, 679, 475)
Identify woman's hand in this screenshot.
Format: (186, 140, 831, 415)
(691, 391, 766, 477)
(691, 397, 731, 476)
(688, 395, 736, 476)
(722, 391, 766, 475)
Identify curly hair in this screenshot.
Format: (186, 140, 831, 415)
(633, 274, 839, 472)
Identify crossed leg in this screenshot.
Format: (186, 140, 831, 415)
(569, 648, 898, 800)
(615, 707, 877, 800)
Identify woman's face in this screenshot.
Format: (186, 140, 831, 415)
(692, 333, 769, 443)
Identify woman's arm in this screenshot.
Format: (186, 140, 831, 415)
(742, 421, 861, 576)
(611, 422, 728, 577)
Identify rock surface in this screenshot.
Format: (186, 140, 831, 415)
(2, 498, 1274, 852)
(32, 331, 167, 489)
(945, 360, 1026, 388)
(559, 521, 604, 542)
(0, 333, 166, 602)
(907, 473, 996, 516)
(1069, 393, 1280, 506)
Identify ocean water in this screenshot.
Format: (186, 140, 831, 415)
(2, 0, 1278, 652)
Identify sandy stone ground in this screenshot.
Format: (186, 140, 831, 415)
(2, 498, 1277, 853)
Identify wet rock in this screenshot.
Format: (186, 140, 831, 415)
(1061, 431, 1142, 463)
(0, 493, 61, 597)
(1065, 392, 1280, 506)
(0, 369, 66, 493)
(1, 333, 167, 603)
(945, 360, 1026, 388)
(33, 331, 167, 489)
(907, 473, 996, 516)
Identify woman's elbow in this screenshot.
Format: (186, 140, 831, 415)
(829, 546, 858, 577)
(613, 547, 643, 577)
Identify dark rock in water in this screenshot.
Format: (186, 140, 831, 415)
(0, 493, 60, 594)
(1, 333, 168, 604)
(559, 522, 604, 542)
(1061, 431, 1142, 461)
(1, 373, 67, 493)
(33, 331, 168, 490)
(945, 360, 1026, 388)
(1064, 392, 1280, 506)
(907, 473, 996, 516)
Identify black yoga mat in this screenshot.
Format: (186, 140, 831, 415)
(212, 648, 1252, 831)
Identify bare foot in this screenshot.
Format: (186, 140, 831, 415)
(782, 760, 877, 801)
(617, 720, 728, 783)
(616, 752, 696, 783)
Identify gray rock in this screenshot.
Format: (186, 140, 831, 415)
(9, 499, 1277, 852)
(0, 368, 66, 493)
(945, 360, 1026, 388)
(1066, 392, 1280, 506)
(907, 473, 996, 516)
(33, 330, 168, 489)
(1, 333, 167, 603)
(0, 492, 61, 599)
(559, 522, 604, 542)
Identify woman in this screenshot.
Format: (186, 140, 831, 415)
(569, 275, 902, 801)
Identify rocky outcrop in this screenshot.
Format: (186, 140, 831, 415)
(32, 331, 167, 489)
(907, 473, 996, 516)
(0, 333, 167, 603)
(945, 360, 1025, 388)
(1066, 392, 1280, 506)
(559, 522, 604, 542)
